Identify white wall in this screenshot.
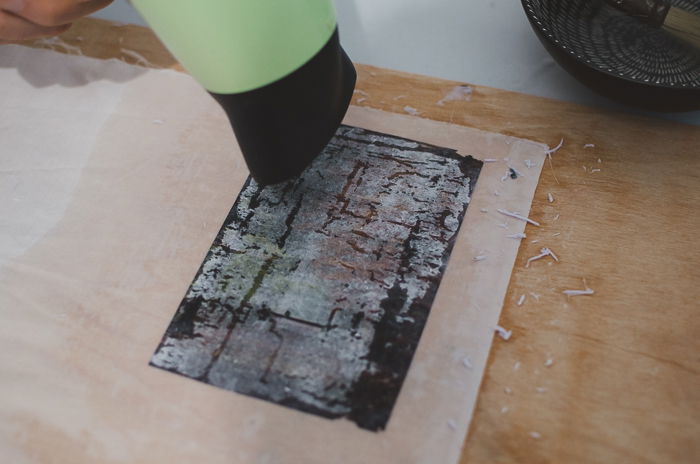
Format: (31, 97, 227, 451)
(93, 0, 699, 125)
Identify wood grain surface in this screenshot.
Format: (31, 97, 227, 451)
(23, 18, 700, 464)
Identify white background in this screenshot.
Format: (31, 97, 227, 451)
(93, 0, 700, 125)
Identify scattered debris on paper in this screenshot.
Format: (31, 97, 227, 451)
(497, 209, 540, 226)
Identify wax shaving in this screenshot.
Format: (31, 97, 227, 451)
(545, 138, 564, 155)
(535, 386, 547, 393)
(480, 208, 489, 213)
(562, 288, 594, 296)
(403, 106, 420, 116)
(447, 419, 457, 430)
(436, 85, 473, 106)
(531, 239, 539, 244)
(513, 361, 521, 371)
(598, 158, 602, 163)
(120, 48, 153, 67)
(497, 209, 540, 226)
(591, 168, 601, 173)
(494, 190, 501, 196)
(547, 192, 554, 203)
(356, 97, 366, 103)
(517, 294, 526, 306)
(530, 431, 542, 439)
(36, 37, 83, 55)
(393, 95, 406, 100)
(545, 138, 563, 184)
(354, 89, 368, 96)
(462, 357, 473, 369)
(473, 254, 487, 262)
(584, 143, 595, 149)
(497, 223, 508, 229)
(524, 159, 536, 168)
(500, 406, 509, 414)
(495, 325, 512, 340)
(152, 119, 164, 125)
(501, 171, 510, 182)
(552, 232, 561, 237)
(552, 213, 560, 222)
(526, 247, 559, 267)
(483, 158, 498, 163)
(544, 359, 554, 367)
(507, 233, 527, 239)
(504, 386, 513, 394)
(529, 292, 541, 301)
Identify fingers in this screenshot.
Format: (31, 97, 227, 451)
(0, 0, 113, 27)
(0, 9, 70, 42)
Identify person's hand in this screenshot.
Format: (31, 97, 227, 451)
(0, 0, 113, 43)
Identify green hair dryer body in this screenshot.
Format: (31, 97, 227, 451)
(131, 0, 356, 185)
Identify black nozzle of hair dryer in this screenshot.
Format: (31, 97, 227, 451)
(210, 29, 357, 186)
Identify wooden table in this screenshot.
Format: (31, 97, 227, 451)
(26, 18, 700, 464)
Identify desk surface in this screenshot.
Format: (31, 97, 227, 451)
(26, 18, 700, 464)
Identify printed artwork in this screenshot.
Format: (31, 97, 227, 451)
(150, 125, 482, 430)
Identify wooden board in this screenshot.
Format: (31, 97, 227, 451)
(17, 18, 700, 463)
(0, 44, 547, 464)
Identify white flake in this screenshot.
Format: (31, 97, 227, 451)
(530, 431, 542, 439)
(545, 358, 554, 367)
(120, 48, 153, 67)
(545, 138, 564, 156)
(495, 325, 512, 340)
(436, 85, 473, 105)
(584, 143, 595, 149)
(497, 209, 540, 226)
(403, 105, 420, 116)
(507, 233, 527, 239)
(462, 357, 473, 369)
(547, 192, 554, 203)
(517, 294, 526, 306)
(562, 288, 595, 296)
(526, 247, 559, 267)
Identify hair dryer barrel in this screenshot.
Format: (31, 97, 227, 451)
(131, 0, 356, 185)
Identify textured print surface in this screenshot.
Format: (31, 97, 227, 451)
(150, 125, 482, 431)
